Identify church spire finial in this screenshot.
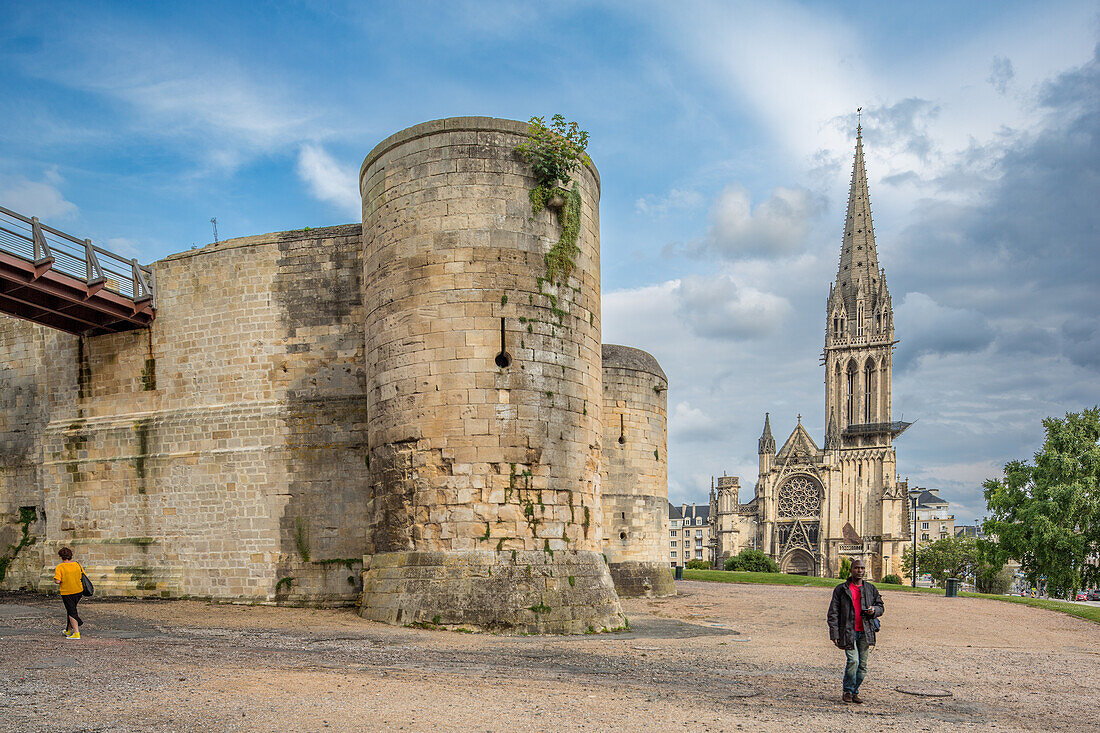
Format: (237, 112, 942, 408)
(758, 412, 776, 455)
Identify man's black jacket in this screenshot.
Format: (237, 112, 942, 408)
(827, 580, 884, 649)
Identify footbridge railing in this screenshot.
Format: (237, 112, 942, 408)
(0, 204, 156, 334)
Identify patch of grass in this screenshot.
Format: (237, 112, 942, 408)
(684, 570, 1100, 625)
(957, 592, 1100, 624)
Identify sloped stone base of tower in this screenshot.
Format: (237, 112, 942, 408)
(358, 550, 626, 634)
(608, 562, 676, 598)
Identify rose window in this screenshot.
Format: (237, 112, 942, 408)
(777, 476, 820, 518)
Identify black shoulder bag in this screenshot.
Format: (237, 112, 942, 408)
(80, 566, 94, 597)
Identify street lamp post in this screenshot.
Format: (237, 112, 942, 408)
(909, 490, 920, 588)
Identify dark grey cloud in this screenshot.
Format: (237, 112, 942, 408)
(893, 292, 995, 371)
(894, 44, 1100, 354)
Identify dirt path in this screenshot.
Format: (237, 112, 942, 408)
(1, 581, 1096, 732)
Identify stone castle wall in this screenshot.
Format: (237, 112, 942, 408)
(358, 117, 624, 633)
(0, 224, 369, 603)
(599, 344, 674, 597)
(0, 116, 669, 630)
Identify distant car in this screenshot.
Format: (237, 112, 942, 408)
(1075, 591, 1087, 601)
(1088, 590, 1100, 602)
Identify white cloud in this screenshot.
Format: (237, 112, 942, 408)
(0, 172, 78, 220)
(635, 188, 703, 216)
(670, 401, 720, 442)
(701, 184, 823, 259)
(675, 274, 792, 339)
(296, 144, 361, 220)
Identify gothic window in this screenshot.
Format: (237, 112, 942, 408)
(846, 362, 856, 424)
(864, 360, 875, 423)
(857, 303, 865, 337)
(777, 476, 820, 518)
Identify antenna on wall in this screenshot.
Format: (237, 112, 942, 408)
(211, 217, 219, 244)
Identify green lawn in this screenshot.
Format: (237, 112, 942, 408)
(682, 569, 1100, 624)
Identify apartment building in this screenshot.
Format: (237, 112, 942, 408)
(668, 502, 711, 568)
(913, 488, 954, 544)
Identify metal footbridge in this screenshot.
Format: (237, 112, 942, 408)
(0, 205, 156, 335)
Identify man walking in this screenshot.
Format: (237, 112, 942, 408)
(827, 559, 884, 703)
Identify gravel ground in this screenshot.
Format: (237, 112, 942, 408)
(1, 580, 1096, 732)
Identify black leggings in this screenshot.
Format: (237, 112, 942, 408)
(62, 593, 83, 625)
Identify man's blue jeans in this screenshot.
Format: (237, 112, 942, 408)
(843, 631, 871, 694)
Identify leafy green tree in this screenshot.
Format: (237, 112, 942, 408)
(723, 549, 779, 573)
(975, 563, 1014, 595)
(983, 408, 1100, 598)
(902, 535, 980, 587)
(838, 557, 852, 580)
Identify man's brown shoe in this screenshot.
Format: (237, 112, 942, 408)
(842, 692, 853, 703)
(852, 693, 864, 704)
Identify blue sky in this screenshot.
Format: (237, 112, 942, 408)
(3, 1, 1098, 524)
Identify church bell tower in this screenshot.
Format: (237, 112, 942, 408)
(824, 123, 903, 449)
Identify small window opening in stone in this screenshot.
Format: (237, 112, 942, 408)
(619, 531, 627, 540)
(494, 317, 512, 368)
(618, 414, 626, 444)
(621, 512, 626, 520)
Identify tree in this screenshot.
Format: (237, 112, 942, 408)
(975, 563, 1014, 595)
(838, 557, 852, 580)
(685, 559, 710, 570)
(902, 535, 980, 588)
(983, 408, 1100, 598)
(724, 549, 779, 573)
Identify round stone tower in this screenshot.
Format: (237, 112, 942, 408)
(600, 344, 675, 597)
(358, 117, 624, 633)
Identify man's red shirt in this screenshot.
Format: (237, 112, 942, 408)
(849, 581, 863, 632)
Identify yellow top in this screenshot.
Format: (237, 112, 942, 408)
(54, 561, 84, 595)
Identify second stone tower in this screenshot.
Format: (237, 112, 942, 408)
(358, 117, 624, 633)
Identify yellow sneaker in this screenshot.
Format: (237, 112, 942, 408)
(65, 632, 80, 640)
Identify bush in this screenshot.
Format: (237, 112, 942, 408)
(724, 549, 779, 573)
(515, 115, 590, 189)
(839, 557, 852, 581)
(685, 559, 711, 570)
(880, 573, 903, 586)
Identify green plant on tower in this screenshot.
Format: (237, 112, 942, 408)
(515, 115, 591, 284)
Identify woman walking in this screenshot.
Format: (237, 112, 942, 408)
(53, 547, 84, 639)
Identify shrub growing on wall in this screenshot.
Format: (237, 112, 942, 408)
(515, 115, 591, 284)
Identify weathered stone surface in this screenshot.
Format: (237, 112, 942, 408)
(607, 561, 676, 598)
(0, 224, 369, 603)
(600, 344, 674, 596)
(359, 550, 625, 634)
(358, 117, 622, 630)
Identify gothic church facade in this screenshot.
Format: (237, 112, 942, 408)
(711, 127, 912, 580)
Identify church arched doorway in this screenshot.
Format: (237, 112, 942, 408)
(781, 549, 815, 575)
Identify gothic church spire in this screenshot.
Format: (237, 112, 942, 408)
(835, 124, 883, 308)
